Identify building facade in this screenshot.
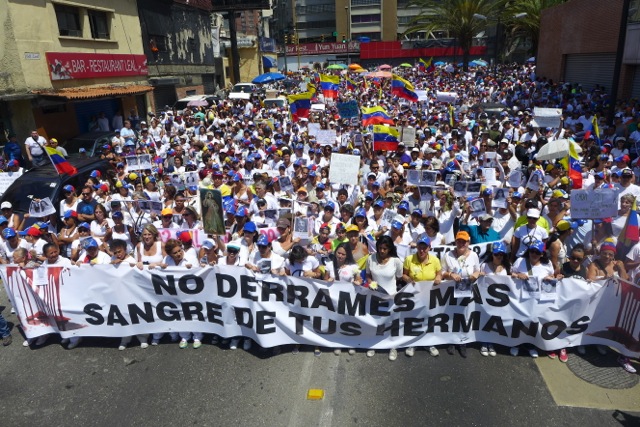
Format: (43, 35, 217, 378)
(0, 0, 150, 143)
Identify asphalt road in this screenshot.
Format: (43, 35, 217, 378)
(1, 294, 639, 427)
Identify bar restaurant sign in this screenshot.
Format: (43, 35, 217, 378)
(284, 42, 360, 56)
(45, 52, 148, 81)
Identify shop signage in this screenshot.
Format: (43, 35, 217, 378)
(283, 42, 360, 56)
(260, 37, 276, 53)
(45, 52, 148, 81)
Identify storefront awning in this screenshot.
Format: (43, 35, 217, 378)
(32, 84, 153, 100)
(262, 56, 277, 69)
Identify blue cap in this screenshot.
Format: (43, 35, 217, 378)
(374, 200, 385, 208)
(352, 149, 361, 155)
(398, 201, 409, 210)
(84, 238, 99, 249)
(316, 183, 326, 190)
(90, 170, 101, 178)
(226, 205, 236, 215)
(512, 191, 523, 198)
(324, 201, 335, 211)
(528, 240, 545, 252)
(117, 162, 125, 168)
(309, 171, 317, 177)
(235, 206, 247, 217)
(243, 221, 257, 233)
(492, 241, 507, 254)
(412, 209, 423, 217)
(2, 228, 16, 238)
(257, 234, 269, 246)
(0, 216, 7, 225)
(79, 148, 87, 153)
(594, 171, 605, 179)
(112, 211, 124, 219)
(391, 220, 404, 230)
(78, 222, 90, 229)
(294, 159, 303, 166)
(365, 191, 374, 200)
(355, 207, 367, 217)
(470, 146, 479, 155)
(63, 185, 75, 193)
(295, 143, 304, 150)
(372, 181, 381, 188)
(482, 188, 493, 196)
(417, 235, 431, 246)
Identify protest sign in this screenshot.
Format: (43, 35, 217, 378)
(311, 104, 325, 111)
(29, 197, 56, 218)
(399, 126, 416, 147)
(436, 91, 457, 104)
(337, 100, 359, 119)
(4, 265, 637, 358)
(414, 90, 429, 102)
(316, 129, 336, 146)
(0, 171, 21, 196)
(328, 153, 361, 186)
(407, 170, 421, 186)
(533, 107, 563, 129)
(307, 123, 321, 137)
(570, 189, 619, 219)
(200, 188, 225, 235)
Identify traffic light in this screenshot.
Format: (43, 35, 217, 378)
(284, 34, 289, 44)
(292, 34, 297, 44)
(341, 34, 347, 43)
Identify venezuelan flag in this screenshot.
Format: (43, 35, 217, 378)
(288, 92, 313, 122)
(45, 146, 77, 175)
(320, 74, 340, 99)
(591, 115, 600, 141)
(559, 141, 582, 189)
(372, 125, 399, 151)
(391, 74, 418, 102)
(618, 199, 639, 251)
(419, 57, 432, 72)
(346, 77, 356, 91)
(362, 106, 394, 126)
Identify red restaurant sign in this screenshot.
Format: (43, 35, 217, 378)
(45, 52, 148, 81)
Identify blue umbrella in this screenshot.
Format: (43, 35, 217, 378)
(434, 61, 445, 66)
(252, 72, 286, 84)
(474, 59, 488, 66)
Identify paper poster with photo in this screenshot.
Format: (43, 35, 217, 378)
(466, 182, 482, 198)
(329, 153, 361, 186)
(139, 154, 152, 170)
(307, 123, 321, 137)
(184, 171, 199, 188)
(482, 168, 497, 184)
(125, 156, 141, 171)
(526, 170, 543, 191)
(469, 198, 486, 218)
(507, 170, 524, 188)
(520, 276, 541, 299)
(136, 200, 151, 212)
(264, 209, 278, 221)
(419, 186, 433, 201)
(453, 278, 474, 298)
(170, 173, 185, 190)
(29, 197, 56, 218)
(533, 107, 563, 129)
(461, 162, 471, 174)
(278, 207, 292, 219)
(353, 132, 363, 147)
(483, 151, 498, 168)
(150, 201, 163, 215)
(445, 173, 457, 187)
(382, 209, 397, 225)
(278, 175, 294, 193)
(436, 91, 457, 104)
(400, 126, 416, 147)
(407, 170, 421, 186)
(507, 155, 521, 173)
(492, 188, 508, 209)
(539, 278, 558, 302)
(199, 188, 225, 235)
(421, 170, 437, 186)
(453, 181, 467, 197)
(347, 185, 360, 207)
(293, 216, 310, 240)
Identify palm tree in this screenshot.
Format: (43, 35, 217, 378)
(404, 0, 498, 71)
(497, 0, 569, 58)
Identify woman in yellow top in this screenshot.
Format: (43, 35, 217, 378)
(401, 235, 442, 358)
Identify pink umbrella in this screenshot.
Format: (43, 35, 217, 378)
(366, 71, 392, 78)
(378, 64, 392, 70)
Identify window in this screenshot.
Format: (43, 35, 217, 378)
(149, 35, 168, 52)
(55, 4, 81, 37)
(88, 10, 110, 39)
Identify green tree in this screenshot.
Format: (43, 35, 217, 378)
(498, 0, 569, 58)
(404, 0, 498, 71)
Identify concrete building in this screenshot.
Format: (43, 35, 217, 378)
(0, 0, 151, 143)
(537, 0, 640, 100)
(138, 0, 218, 111)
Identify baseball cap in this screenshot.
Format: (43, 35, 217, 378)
(235, 206, 247, 218)
(455, 231, 470, 241)
(276, 218, 290, 228)
(62, 185, 75, 193)
(78, 222, 90, 230)
(374, 200, 385, 208)
(2, 228, 16, 238)
(0, 217, 6, 225)
(161, 208, 173, 216)
(84, 238, 99, 249)
(556, 220, 577, 232)
(355, 207, 367, 218)
(324, 201, 335, 211)
(345, 224, 359, 233)
(492, 241, 507, 254)
(257, 234, 270, 246)
(64, 210, 77, 219)
(201, 239, 216, 251)
(391, 220, 404, 230)
(398, 201, 409, 211)
(526, 208, 541, 218)
(528, 240, 545, 252)
(177, 230, 192, 243)
(412, 209, 423, 217)
(1, 202, 12, 209)
(112, 211, 124, 219)
(480, 213, 493, 221)
(90, 170, 101, 178)
(243, 221, 257, 233)
(417, 235, 431, 246)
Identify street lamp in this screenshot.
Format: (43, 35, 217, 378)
(345, 5, 350, 64)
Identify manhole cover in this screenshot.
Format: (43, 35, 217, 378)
(566, 352, 639, 389)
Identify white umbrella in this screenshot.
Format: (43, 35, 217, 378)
(535, 139, 582, 161)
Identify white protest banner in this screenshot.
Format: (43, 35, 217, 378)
(0, 171, 22, 195)
(307, 123, 321, 137)
(158, 228, 207, 247)
(310, 104, 325, 111)
(533, 107, 563, 129)
(316, 129, 336, 146)
(125, 155, 142, 171)
(3, 266, 637, 357)
(328, 153, 361, 186)
(570, 189, 619, 219)
(29, 197, 56, 218)
(436, 91, 457, 104)
(414, 90, 429, 102)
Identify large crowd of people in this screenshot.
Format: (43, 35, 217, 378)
(0, 62, 638, 374)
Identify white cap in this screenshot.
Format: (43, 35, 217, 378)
(201, 239, 216, 250)
(526, 208, 541, 218)
(1, 201, 12, 209)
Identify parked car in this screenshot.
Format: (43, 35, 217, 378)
(0, 158, 115, 229)
(173, 95, 220, 114)
(263, 97, 288, 109)
(61, 131, 119, 158)
(229, 83, 262, 100)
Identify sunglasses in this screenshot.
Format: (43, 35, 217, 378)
(529, 250, 542, 255)
(570, 256, 584, 262)
(82, 192, 92, 196)
(227, 249, 239, 254)
(493, 252, 505, 256)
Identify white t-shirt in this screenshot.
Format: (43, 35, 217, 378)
(513, 224, 549, 257)
(284, 256, 319, 277)
(326, 261, 360, 283)
(249, 251, 285, 273)
(442, 250, 480, 278)
(512, 257, 554, 278)
(366, 254, 403, 295)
